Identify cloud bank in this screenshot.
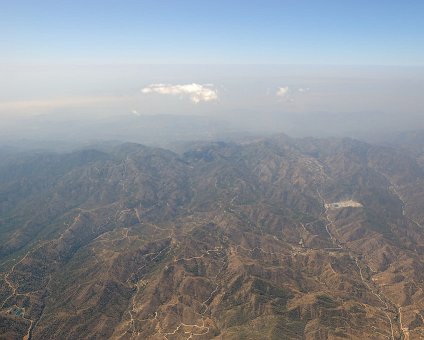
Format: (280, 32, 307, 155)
(141, 83, 218, 103)
(0, 95, 130, 116)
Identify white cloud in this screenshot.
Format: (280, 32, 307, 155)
(297, 87, 310, 93)
(141, 83, 218, 103)
(131, 109, 141, 116)
(276, 86, 311, 104)
(276, 86, 289, 97)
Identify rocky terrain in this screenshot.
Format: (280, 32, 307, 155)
(1, 133, 424, 339)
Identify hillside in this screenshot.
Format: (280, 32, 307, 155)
(1, 135, 424, 339)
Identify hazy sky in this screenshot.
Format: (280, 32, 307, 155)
(1, 1, 424, 141)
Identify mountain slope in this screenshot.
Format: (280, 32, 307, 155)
(1, 135, 424, 339)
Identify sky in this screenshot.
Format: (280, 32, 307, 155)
(1, 1, 424, 143)
(2, 0, 424, 65)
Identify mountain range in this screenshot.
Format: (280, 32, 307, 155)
(1, 133, 424, 339)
